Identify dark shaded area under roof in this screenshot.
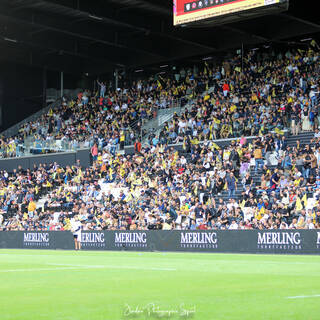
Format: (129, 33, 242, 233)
(0, 0, 319, 76)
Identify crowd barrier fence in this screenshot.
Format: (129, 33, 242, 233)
(1, 230, 320, 254)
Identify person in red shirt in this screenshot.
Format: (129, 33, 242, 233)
(223, 82, 230, 97)
(91, 143, 98, 162)
(134, 140, 142, 154)
(198, 223, 207, 230)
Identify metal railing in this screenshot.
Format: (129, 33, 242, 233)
(0, 138, 87, 159)
(135, 95, 193, 144)
(46, 88, 83, 103)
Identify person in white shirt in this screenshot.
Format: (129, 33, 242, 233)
(314, 129, 320, 138)
(180, 156, 187, 166)
(228, 220, 238, 230)
(71, 216, 82, 250)
(279, 222, 288, 229)
(306, 218, 315, 229)
(227, 199, 239, 211)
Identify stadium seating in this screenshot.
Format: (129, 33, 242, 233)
(0, 77, 188, 158)
(1, 47, 320, 231)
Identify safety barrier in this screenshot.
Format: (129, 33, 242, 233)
(0, 148, 90, 171)
(1, 230, 319, 254)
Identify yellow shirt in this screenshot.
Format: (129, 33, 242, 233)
(28, 201, 36, 212)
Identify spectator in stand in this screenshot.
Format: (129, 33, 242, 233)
(97, 80, 106, 97)
(226, 172, 237, 198)
(91, 143, 98, 162)
(254, 145, 264, 173)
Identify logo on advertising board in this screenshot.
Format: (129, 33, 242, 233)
(23, 233, 50, 247)
(81, 232, 106, 248)
(264, 0, 277, 5)
(115, 232, 147, 248)
(180, 232, 218, 249)
(257, 232, 302, 250)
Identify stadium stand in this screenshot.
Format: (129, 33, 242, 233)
(1, 47, 320, 231)
(0, 76, 189, 158)
(2, 47, 320, 158)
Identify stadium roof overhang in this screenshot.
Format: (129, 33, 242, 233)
(0, 0, 319, 75)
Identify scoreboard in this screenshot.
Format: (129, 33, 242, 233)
(173, 0, 285, 26)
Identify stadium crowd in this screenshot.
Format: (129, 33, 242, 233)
(2, 129, 320, 231)
(2, 45, 320, 158)
(1, 46, 320, 231)
(0, 76, 189, 158)
(153, 49, 320, 145)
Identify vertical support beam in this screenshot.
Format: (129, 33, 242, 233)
(115, 68, 119, 89)
(43, 67, 47, 107)
(60, 71, 64, 97)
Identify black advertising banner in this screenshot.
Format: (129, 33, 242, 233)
(0, 231, 54, 249)
(0, 230, 320, 255)
(22, 232, 52, 249)
(156, 231, 219, 252)
(111, 231, 149, 251)
(54, 231, 74, 250)
(79, 231, 107, 250)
